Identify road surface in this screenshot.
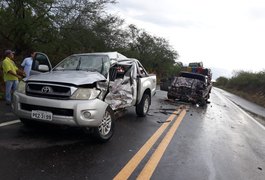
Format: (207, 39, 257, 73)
(0, 88, 264, 180)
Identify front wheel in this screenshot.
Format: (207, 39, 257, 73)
(206, 93, 210, 100)
(136, 93, 151, 117)
(93, 107, 114, 143)
(167, 93, 174, 100)
(198, 98, 207, 106)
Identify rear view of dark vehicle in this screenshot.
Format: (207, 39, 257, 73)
(167, 72, 212, 105)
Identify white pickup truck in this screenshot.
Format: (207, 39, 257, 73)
(13, 52, 156, 142)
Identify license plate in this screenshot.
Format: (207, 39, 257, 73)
(31, 110, 53, 121)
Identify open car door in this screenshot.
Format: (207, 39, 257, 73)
(30, 52, 52, 76)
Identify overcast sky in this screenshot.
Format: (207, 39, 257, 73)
(108, 0, 265, 75)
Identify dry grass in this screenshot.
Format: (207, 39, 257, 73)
(225, 88, 265, 108)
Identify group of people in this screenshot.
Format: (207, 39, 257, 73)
(1, 49, 35, 105)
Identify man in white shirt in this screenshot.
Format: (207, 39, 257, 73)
(21, 50, 35, 78)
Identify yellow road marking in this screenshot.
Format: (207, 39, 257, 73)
(113, 109, 180, 180)
(137, 109, 186, 180)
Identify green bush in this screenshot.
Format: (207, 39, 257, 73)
(226, 70, 265, 92)
(215, 70, 265, 107)
(215, 76, 229, 87)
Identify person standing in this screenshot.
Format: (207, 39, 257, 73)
(21, 50, 35, 78)
(2, 50, 21, 105)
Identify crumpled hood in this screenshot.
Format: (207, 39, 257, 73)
(172, 77, 203, 90)
(27, 71, 106, 85)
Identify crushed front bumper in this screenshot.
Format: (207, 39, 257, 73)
(168, 87, 203, 102)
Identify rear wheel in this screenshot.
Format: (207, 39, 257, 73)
(136, 93, 151, 117)
(93, 107, 114, 143)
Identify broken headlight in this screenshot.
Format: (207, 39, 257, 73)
(70, 88, 100, 100)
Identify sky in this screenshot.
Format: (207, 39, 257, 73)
(108, 0, 265, 77)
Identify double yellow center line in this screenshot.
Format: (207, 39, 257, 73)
(114, 107, 187, 179)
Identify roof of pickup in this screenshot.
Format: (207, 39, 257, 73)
(179, 71, 206, 82)
(72, 52, 127, 60)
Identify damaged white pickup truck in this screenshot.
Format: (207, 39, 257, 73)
(13, 52, 156, 142)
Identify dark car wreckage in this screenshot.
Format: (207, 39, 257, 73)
(167, 71, 212, 106)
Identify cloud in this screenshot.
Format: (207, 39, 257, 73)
(112, 0, 201, 28)
(115, 0, 146, 12)
(133, 14, 197, 28)
(249, 7, 265, 20)
(108, 0, 265, 72)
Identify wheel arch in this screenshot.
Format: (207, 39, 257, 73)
(137, 88, 151, 105)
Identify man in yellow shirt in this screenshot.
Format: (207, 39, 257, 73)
(2, 50, 22, 105)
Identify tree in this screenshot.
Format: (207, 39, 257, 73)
(0, 0, 116, 59)
(0, 0, 180, 81)
(123, 25, 179, 78)
(215, 76, 229, 87)
(0, 0, 59, 54)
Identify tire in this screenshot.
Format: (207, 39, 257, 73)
(205, 93, 210, 100)
(93, 107, 114, 143)
(198, 99, 207, 106)
(136, 93, 151, 117)
(167, 93, 174, 100)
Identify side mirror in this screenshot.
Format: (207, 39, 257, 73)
(38, 65, 49, 72)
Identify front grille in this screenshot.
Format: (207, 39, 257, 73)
(26, 82, 72, 99)
(170, 86, 191, 94)
(21, 103, 74, 116)
(178, 86, 192, 95)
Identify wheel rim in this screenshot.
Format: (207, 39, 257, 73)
(98, 111, 112, 136)
(143, 97, 150, 114)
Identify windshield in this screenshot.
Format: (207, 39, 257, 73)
(53, 55, 110, 76)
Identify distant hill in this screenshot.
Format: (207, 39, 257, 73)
(210, 67, 232, 80)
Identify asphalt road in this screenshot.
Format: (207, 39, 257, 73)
(215, 88, 265, 127)
(0, 88, 264, 180)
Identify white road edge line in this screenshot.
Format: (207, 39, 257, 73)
(0, 120, 21, 127)
(221, 94, 265, 131)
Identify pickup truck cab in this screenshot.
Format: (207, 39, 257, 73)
(13, 52, 156, 142)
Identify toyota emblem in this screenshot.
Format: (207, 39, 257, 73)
(41, 86, 52, 93)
